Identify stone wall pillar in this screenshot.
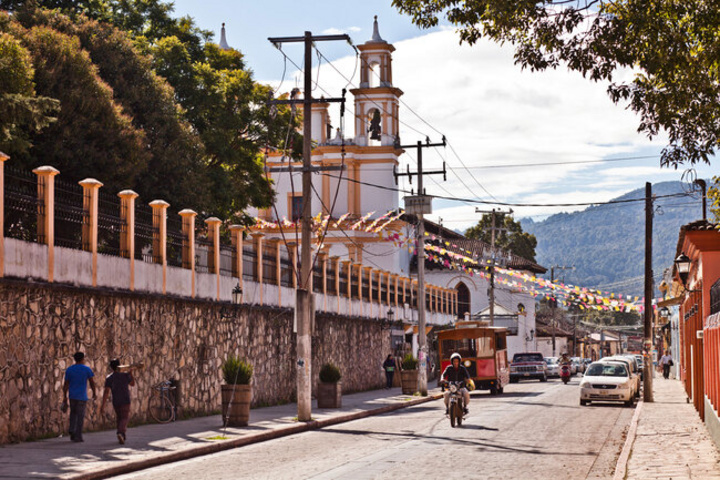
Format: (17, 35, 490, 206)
(205, 217, 221, 300)
(150, 200, 169, 294)
(118, 190, 138, 290)
(252, 232, 265, 305)
(287, 242, 298, 289)
(179, 209, 197, 297)
(79, 179, 102, 286)
(0, 152, 8, 277)
(229, 225, 244, 283)
(341, 260, 352, 298)
(33, 166, 59, 282)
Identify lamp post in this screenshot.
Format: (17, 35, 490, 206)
(232, 283, 243, 305)
(674, 253, 691, 287)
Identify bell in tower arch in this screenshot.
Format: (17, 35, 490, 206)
(368, 109, 382, 140)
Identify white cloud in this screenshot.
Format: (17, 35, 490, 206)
(264, 28, 715, 224)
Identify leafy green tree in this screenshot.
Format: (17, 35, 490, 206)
(709, 177, 720, 224)
(18, 8, 211, 211)
(392, 0, 720, 168)
(4, 17, 149, 189)
(465, 213, 537, 262)
(4, 1, 301, 219)
(0, 29, 58, 155)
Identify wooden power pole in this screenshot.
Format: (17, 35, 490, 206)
(394, 137, 446, 396)
(268, 31, 349, 421)
(643, 182, 654, 402)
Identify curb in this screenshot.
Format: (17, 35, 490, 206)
(70, 393, 443, 480)
(612, 399, 644, 480)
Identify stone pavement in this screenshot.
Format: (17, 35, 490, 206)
(0, 387, 442, 480)
(618, 376, 720, 480)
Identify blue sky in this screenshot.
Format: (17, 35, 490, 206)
(172, 0, 716, 227)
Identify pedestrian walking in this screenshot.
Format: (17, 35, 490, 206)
(98, 359, 136, 444)
(383, 354, 395, 389)
(659, 350, 674, 379)
(62, 351, 97, 442)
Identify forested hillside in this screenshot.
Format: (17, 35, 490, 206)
(520, 181, 705, 296)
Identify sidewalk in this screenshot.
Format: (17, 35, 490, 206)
(0, 387, 442, 480)
(617, 376, 720, 479)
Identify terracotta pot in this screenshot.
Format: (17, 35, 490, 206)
(221, 384, 251, 427)
(317, 381, 342, 408)
(400, 369, 418, 394)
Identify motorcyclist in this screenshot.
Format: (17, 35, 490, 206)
(559, 352, 571, 366)
(440, 353, 470, 415)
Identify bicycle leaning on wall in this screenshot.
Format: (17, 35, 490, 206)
(148, 380, 176, 423)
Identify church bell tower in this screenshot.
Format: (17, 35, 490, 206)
(351, 16, 403, 147)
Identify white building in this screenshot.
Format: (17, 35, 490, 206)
(248, 18, 546, 357)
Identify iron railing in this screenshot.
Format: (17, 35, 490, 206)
(4, 166, 38, 242)
(135, 203, 156, 263)
(166, 214, 184, 268)
(97, 189, 123, 257)
(711, 278, 720, 316)
(53, 177, 85, 250)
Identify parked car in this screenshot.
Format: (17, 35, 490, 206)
(633, 354, 644, 380)
(510, 352, 548, 383)
(599, 356, 640, 398)
(580, 361, 635, 407)
(572, 357, 585, 374)
(545, 357, 560, 377)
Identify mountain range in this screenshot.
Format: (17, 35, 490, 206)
(519, 181, 707, 297)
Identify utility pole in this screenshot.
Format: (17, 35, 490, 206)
(549, 265, 574, 356)
(474, 208, 512, 326)
(394, 137, 446, 396)
(643, 182, 654, 402)
(268, 31, 350, 422)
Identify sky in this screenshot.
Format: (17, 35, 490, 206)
(172, 0, 716, 230)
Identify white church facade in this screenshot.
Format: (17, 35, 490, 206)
(247, 18, 546, 358)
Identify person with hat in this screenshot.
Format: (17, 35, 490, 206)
(98, 359, 136, 444)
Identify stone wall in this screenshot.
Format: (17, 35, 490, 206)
(0, 279, 389, 444)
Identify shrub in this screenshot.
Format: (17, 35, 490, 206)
(319, 362, 342, 383)
(222, 355, 253, 385)
(401, 353, 418, 370)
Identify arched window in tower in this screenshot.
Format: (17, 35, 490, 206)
(368, 61, 381, 88)
(456, 282, 470, 320)
(367, 108, 382, 143)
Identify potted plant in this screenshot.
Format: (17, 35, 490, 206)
(221, 355, 253, 427)
(317, 362, 342, 408)
(400, 353, 419, 395)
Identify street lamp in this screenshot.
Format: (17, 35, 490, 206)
(674, 253, 691, 287)
(381, 308, 395, 330)
(232, 283, 243, 305)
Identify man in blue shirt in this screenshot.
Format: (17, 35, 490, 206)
(62, 352, 96, 442)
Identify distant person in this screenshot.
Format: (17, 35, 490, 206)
(62, 352, 97, 442)
(98, 359, 136, 444)
(659, 350, 673, 379)
(383, 354, 395, 389)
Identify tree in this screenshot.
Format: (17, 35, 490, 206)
(3, 1, 301, 219)
(465, 213, 537, 261)
(4, 17, 149, 189)
(392, 0, 720, 169)
(0, 29, 58, 156)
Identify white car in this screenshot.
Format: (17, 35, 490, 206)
(572, 357, 585, 374)
(580, 361, 635, 407)
(545, 357, 560, 377)
(600, 356, 640, 398)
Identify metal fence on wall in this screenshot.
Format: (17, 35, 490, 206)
(4, 166, 38, 242)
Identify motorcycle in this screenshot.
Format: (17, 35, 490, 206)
(442, 380, 466, 427)
(560, 364, 571, 384)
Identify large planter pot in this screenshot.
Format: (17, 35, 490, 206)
(317, 381, 342, 408)
(221, 384, 251, 427)
(400, 370, 418, 395)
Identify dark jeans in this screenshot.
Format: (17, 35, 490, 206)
(114, 403, 131, 435)
(69, 399, 87, 440)
(385, 370, 394, 389)
(663, 364, 671, 379)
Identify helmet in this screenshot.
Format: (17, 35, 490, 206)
(450, 353, 462, 363)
